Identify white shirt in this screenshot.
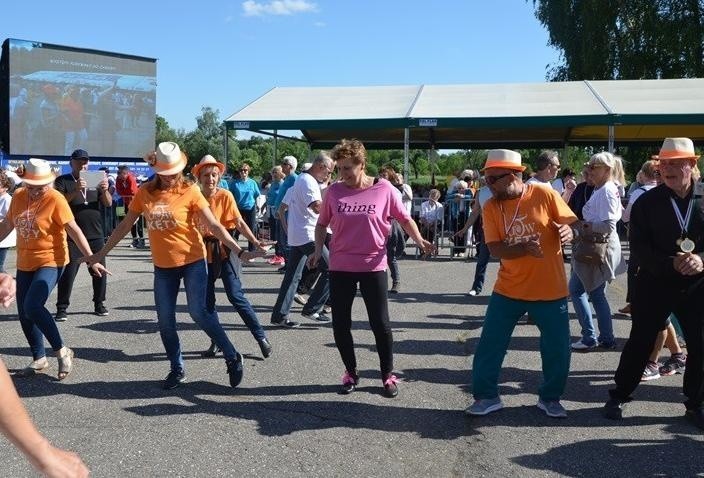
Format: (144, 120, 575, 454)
(582, 181, 622, 223)
(622, 182, 656, 223)
(400, 183, 413, 214)
(0, 192, 16, 248)
(286, 172, 322, 246)
(420, 200, 443, 223)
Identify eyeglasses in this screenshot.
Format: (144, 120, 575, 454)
(239, 169, 249, 173)
(485, 172, 513, 185)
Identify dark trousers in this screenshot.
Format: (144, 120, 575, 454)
(625, 254, 640, 303)
(56, 238, 107, 311)
(236, 207, 257, 251)
(611, 276, 704, 410)
(330, 271, 393, 377)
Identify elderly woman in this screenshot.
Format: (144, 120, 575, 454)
(309, 139, 433, 398)
(0, 158, 107, 380)
(192, 155, 273, 359)
(87, 142, 261, 390)
(570, 152, 626, 351)
(419, 189, 443, 245)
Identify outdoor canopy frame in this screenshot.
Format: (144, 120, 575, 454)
(224, 78, 704, 175)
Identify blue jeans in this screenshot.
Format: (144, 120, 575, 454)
(207, 258, 266, 342)
(568, 271, 615, 346)
(271, 241, 329, 321)
(16, 267, 65, 360)
(154, 260, 238, 372)
(277, 219, 289, 264)
(470, 240, 490, 292)
(472, 293, 571, 401)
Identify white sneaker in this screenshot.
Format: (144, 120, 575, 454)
(571, 339, 597, 351)
(468, 289, 478, 296)
(293, 294, 307, 305)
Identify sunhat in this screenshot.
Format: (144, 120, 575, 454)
(481, 149, 526, 172)
(144, 142, 187, 176)
(21, 158, 57, 186)
(652, 137, 700, 161)
(192, 154, 225, 178)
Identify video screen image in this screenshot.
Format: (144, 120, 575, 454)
(7, 39, 156, 158)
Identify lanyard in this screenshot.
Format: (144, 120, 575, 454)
(670, 197, 694, 237)
(499, 186, 526, 237)
(73, 174, 87, 205)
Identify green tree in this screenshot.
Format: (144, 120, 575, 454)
(181, 107, 229, 173)
(532, 0, 704, 81)
(155, 115, 184, 147)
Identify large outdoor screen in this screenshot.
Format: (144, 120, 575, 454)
(5, 39, 156, 158)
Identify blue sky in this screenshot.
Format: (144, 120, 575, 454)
(2, 0, 559, 132)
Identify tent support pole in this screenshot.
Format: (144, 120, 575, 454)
(608, 126, 615, 153)
(404, 128, 410, 180)
(223, 123, 229, 175)
(273, 130, 278, 168)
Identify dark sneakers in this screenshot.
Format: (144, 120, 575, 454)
(163, 369, 186, 390)
(201, 341, 221, 358)
(55, 309, 68, 322)
(685, 408, 704, 430)
(603, 398, 627, 420)
(94, 303, 109, 317)
(271, 318, 300, 328)
(258, 338, 272, 358)
(226, 353, 244, 388)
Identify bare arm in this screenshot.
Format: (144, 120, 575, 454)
(0, 359, 90, 478)
(399, 217, 434, 255)
(0, 219, 14, 244)
(455, 202, 481, 237)
(198, 208, 262, 261)
(308, 199, 321, 215)
(307, 224, 329, 269)
(83, 209, 141, 265)
(487, 236, 542, 259)
(65, 221, 110, 276)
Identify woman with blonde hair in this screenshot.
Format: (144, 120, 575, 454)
(570, 152, 626, 351)
(86, 142, 262, 390)
(0, 158, 108, 380)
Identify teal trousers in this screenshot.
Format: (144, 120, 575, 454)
(471, 292, 571, 401)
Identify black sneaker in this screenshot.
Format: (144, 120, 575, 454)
(258, 338, 272, 358)
(163, 369, 186, 390)
(389, 282, 400, 294)
(271, 318, 300, 328)
(94, 303, 109, 317)
(201, 341, 221, 358)
(55, 310, 68, 322)
(603, 397, 626, 420)
(226, 353, 244, 388)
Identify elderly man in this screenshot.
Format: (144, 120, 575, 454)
(274, 155, 299, 272)
(603, 138, 704, 430)
(54, 149, 112, 320)
(465, 149, 577, 418)
(270, 153, 335, 328)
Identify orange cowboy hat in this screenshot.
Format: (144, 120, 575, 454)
(652, 137, 700, 161)
(192, 154, 226, 178)
(481, 149, 526, 172)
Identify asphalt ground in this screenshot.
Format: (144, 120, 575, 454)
(1, 241, 703, 477)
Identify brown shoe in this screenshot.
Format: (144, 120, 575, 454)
(618, 304, 631, 314)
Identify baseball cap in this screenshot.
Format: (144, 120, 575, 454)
(71, 149, 90, 161)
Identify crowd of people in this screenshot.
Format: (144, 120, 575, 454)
(0, 136, 703, 476)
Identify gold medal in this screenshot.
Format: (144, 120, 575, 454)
(680, 238, 695, 253)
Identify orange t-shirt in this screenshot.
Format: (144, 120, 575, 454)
(130, 183, 209, 268)
(483, 184, 577, 301)
(195, 188, 241, 262)
(9, 188, 73, 271)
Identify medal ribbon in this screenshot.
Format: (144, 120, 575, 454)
(500, 186, 526, 238)
(670, 197, 694, 238)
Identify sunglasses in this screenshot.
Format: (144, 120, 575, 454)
(239, 169, 250, 173)
(485, 172, 514, 185)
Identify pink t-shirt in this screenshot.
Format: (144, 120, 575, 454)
(318, 178, 410, 272)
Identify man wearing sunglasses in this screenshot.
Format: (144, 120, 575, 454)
(466, 149, 577, 419)
(228, 163, 260, 252)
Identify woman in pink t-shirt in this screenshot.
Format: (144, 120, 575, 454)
(309, 139, 433, 398)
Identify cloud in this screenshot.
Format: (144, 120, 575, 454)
(242, 0, 317, 17)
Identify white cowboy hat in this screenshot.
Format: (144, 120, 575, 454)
(652, 137, 700, 161)
(145, 142, 187, 175)
(21, 158, 57, 186)
(192, 154, 226, 178)
(481, 149, 526, 172)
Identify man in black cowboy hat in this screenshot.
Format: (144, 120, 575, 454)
(53, 149, 112, 320)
